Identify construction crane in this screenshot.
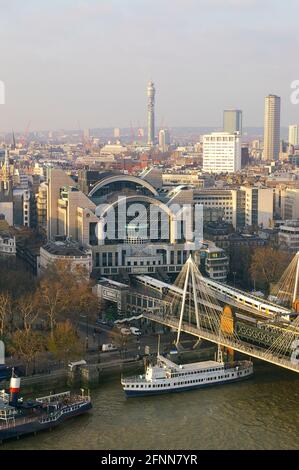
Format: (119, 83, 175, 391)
(19, 121, 31, 147)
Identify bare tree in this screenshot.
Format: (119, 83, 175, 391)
(10, 329, 45, 375)
(0, 292, 13, 337)
(250, 247, 291, 292)
(16, 293, 39, 333)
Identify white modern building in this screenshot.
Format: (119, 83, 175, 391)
(203, 132, 241, 174)
(288, 125, 299, 147)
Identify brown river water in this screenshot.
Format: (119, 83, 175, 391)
(3, 362, 299, 450)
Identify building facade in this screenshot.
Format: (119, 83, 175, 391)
(278, 221, 299, 252)
(0, 232, 16, 255)
(47, 170, 203, 276)
(200, 242, 229, 281)
(38, 239, 92, 276)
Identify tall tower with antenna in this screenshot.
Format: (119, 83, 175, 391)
(147, 80, 155, 146)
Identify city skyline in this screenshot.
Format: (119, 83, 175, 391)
(0, 0, 299, 131)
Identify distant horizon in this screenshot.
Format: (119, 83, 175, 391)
(0, 125, 290, 141)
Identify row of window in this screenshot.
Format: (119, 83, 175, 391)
(172, 367, 223, 377)
(127, 374, 235, 389)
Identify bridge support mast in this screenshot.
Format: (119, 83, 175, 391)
(176, 256, 200, 346)
(292, 252, 299, 306)
(176, 260, 190, 346)
(191, 260, 200, 328)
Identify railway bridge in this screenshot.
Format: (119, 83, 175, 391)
(137, 255, 299, 374)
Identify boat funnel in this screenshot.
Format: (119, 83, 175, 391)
(9, 375, 21, 406)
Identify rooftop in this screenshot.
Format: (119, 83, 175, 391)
(41, 241, 90, 258)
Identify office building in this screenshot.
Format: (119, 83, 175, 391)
(288, 125, 299, 147)
(263, 95, 281, 161)
(241, 186, 273, 229)
(158, 129, 170, 152)
(223, 110, 242, 134)
(203, 132, 241, 174)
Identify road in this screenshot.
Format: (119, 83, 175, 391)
(76, 320, 207, 363)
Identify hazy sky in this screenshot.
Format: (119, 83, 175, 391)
(0, 0, 299, 132)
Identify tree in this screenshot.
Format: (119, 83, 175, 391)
(47, 320, 83, 363)
(35, 276, 69, 337)
(36, 261, 99, 336)
(15, 293, 39, 333)
(0, 292, 13, 337)
(249, 247, 291, 293)
(69, 280, 99, 322)
(10, 329, 45, 375)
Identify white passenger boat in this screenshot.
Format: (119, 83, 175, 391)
(121, 348, 253, 397)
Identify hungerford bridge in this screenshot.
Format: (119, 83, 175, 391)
(130, 254, 299, 374)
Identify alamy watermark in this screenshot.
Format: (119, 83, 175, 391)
(92, 197, 203, 246)
(0, 81, 5, 104)
(290, 80, 299, 105)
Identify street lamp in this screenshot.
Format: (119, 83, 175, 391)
(80, 314, 89, 351)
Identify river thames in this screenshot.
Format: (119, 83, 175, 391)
(3, 363, 299, 450)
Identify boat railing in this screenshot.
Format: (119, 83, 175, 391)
(224, 361, 253, 370)
(36, 391, 71, 403)
(0, 415, 39, 430)
(122, 375, 145, 383)
(39, 400, 89, 424)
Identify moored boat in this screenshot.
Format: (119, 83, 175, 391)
(0, 372, 92, 443)
(121, 350, 253, 397)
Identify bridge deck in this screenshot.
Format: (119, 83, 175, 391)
(144, 313, 299, 374)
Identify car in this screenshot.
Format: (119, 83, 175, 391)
(101, 343, 117, 352)
(130, 327, 141, 336)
